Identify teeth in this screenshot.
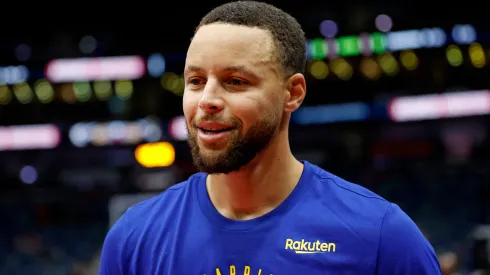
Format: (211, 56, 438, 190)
(201, 128, 228, 133)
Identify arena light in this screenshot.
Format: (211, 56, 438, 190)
(469, 43, 486, 68)
(168, 116, 188, 141)
(135, 142, 175, 168)
(400, 50, 418, 70)
(330, 58, 353, 80)
(309, 60, 329, 79)
(386, 28, 446, 51)
(13, 82, 34, 104)
(0, 124, 61, 151)
(451, 24, 477, 44)
(292, 102, 370, 125)
(45, 56, 146, 82)
(360, 58, 382, 80)
(0, 65, 30, 85)
(388, 90, 490, 122)
(375, 14, 393, 32)
(0, 85, 12, 105)
(308, 39, 328, 60)
(337, 36, 361, 57)
(306, 24, 474, 59)
(68, 118, 162, 147)
(378, 54, 399, 76)
(147, 54, 166, 77)
(446, 45, 463, 66)
(34, 79, 54, 103)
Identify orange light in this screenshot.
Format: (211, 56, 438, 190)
(135, 142, 175, 168)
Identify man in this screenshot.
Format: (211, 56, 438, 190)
(99, 1, 442, 274)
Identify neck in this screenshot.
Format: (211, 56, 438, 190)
(206, 129, 304, 220)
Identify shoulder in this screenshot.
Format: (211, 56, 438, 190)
(375, 204, 441, 274)
(102, 172, 204, 248)
(307, 162, 392, 222)
(99, 173, 205, 273)
(123, 172, 204, 223)
(306, 162, 440, 274)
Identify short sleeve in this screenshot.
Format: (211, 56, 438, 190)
(376, 203, 442, 275)
(99, 210, 131, 275)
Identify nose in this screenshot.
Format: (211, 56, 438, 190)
(198, 80, 224, 114)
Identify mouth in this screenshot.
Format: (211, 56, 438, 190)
(197, 127, 233, 134)
(196, 125, 235, 144)
(194, 121, 236, 144)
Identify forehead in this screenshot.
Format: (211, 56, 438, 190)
(186, 23, 277, 73)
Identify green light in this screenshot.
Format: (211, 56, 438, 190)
(370, 33, 387, 54)
(308, 32, 388, 59)
(73, 82, 91, 102)
(337, 36, 360, 57)
(446, 45, 463, 66)
(309, 38, 327, 60)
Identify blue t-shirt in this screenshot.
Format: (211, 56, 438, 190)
(99, 161, 441, 275)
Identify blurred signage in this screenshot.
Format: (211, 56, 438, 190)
(45, 56, 146, 82)
(291, 89, 490, 125)
(292, 102, 370, 125)
(0, 65, 29, 84)
(307, 24, 475, 59)
(0, 124, 60, 151)
(68, 118, 162, 147)
(386, 28, 446, 51)
(388, 90, 490, 122)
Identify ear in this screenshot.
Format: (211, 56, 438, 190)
(284, 73, 306, 113)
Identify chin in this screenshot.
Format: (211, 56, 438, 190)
(199, 149, 232, 164)
(198, 141, 228, 151)
(193, 151, 245, 174)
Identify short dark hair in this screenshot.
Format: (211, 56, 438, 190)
(196, 1, 306, 76)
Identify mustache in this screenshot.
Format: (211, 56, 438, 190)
(192, 115, 240, 127)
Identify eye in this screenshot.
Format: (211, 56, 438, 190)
(227, 78, 248, 86)
(187, 77, 205, 86)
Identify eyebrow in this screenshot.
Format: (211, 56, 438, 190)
(184, 65, 259, 80)
(184, 65, 203, 75)
(223, 66, 256, 76)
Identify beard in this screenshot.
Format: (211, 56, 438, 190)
(186, 112, 280, 174)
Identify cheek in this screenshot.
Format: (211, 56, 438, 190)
(229, 95, 270, 130)
(182, 92, 198, 124)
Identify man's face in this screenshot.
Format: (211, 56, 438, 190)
(183, 23, 285, 174)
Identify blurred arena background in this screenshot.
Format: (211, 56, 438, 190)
(1, 1, 489, 274)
